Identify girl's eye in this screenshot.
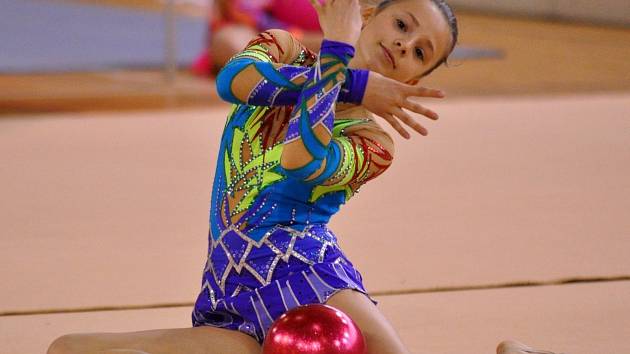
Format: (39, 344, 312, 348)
(396, 19, 406, 31)
(415, 48, 425, 61)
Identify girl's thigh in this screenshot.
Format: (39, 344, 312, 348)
(48, 326, 261, 354)
(326, 290, 411, 354)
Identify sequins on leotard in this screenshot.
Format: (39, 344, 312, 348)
(193, 30, 393, 343)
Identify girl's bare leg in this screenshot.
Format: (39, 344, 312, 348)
(47, 326, 261, 354)
(326, 289, 411, 354)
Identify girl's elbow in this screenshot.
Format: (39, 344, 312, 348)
(216, 74, 239, 104)
(216, 59, 258, 104)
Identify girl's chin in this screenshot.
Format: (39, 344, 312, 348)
(361, 58, 398, 81)
(366, 60, 391, 77)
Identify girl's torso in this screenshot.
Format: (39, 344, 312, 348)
(209, 101, 374, 243)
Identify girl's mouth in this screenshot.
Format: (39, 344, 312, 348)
(380, 43, 396, 69)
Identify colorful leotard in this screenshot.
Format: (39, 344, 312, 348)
(192, 30, 394, 344)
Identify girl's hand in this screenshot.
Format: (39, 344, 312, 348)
(362, 72, 445, 139)
(309, 0, 362, 46)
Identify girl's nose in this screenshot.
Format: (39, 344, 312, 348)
(395, 40, 407, 55)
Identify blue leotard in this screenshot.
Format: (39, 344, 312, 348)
(192, 30, 394, 343)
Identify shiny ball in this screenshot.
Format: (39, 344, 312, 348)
(262, 304, 366, 354)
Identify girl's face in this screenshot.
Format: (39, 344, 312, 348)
(353, 0, 453, 84)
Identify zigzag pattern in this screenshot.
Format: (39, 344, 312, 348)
(205, 224, 338, 295)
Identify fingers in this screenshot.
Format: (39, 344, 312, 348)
(308, 0, 322, 9)
(403, 85, 445, 99)
(380, 113, 411, 140)
(392, 108, 428, 136)
(399, 84, 442, 120)
(402, 99, 439, 120)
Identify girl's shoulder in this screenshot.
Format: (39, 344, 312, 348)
(253, 29, 317, 66)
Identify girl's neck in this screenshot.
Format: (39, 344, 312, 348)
(348, 53, 367, 70)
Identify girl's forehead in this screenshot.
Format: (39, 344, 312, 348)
(379, 2, 449, 32)
(379, 0, 440, 18)
(382, 2, 451, 35)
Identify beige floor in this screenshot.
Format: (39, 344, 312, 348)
(2, 282, 629, 354)
(1, 93, 629, 353)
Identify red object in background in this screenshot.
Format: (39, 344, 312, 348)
(192, 0, 321, 77)
(191, 51, 213, 77)
(262, 304, 367, 354)
(270, 0, 321, 31)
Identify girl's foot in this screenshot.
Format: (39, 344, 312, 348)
(497, 340, 564, 354)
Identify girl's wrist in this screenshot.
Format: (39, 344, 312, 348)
(339, 69, 369, 104)
(322, 36, 356, 47)
(319, 39, 356, 65)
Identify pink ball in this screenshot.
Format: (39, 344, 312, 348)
(262, 304, 367, 354)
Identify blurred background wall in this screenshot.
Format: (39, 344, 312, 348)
(448, 0, 630, 26)
(1, 0, 628, 114)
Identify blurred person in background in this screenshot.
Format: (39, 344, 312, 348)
(192, 0, 324, 76)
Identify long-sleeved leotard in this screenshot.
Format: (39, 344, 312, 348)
(215, 30, 391, 198)
(193, 29, 394, 343)
(216, 31, 369, 107)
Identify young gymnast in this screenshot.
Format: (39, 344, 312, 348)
(48, 1, 561, 353)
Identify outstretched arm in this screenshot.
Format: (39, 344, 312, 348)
(281, 0, 395, 192)
(216, 30, 368, 107)
(280, 39, 355, 180)
(279, 40, 395, 194)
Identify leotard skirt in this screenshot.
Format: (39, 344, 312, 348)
(192, 223, 376, 344)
